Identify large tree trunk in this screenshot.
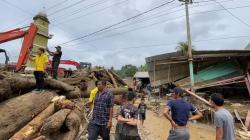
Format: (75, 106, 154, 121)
(0, 74, 36, 102)
(82, 87, 128, 98)
(0, 91, 56, 140)
(54, 112, 81, 140)
(10, 103, 56, 140)
(39, 109, 71, 136)
(105, 69, 118, 88)
(55, 129, 78, 140)
(108, 70, 127, 86)
(0, 72, 81, 102)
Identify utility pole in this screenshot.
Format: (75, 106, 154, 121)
(180, 0, 195, 91)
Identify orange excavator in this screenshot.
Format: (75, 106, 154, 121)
(0, 23, 38, 71)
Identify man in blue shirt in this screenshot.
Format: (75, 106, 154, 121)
(163, 87, 203, 140)
(88, 80, 114, 140)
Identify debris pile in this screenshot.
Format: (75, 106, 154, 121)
(0, 68, 127, 140)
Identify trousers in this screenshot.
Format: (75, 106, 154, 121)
(88, 123, 110, 140)
(34, 71, 45, 90)
(167, 128, 190, 140)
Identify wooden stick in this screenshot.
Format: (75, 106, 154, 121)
(185, 90, 212, 107)
(234, 109, 247, 131)
(105, 69, 118, 88)
(108, 70, 127, 86)
(245, 111, 250, 129)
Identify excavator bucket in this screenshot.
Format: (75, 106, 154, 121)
(15, 23, 38, 71)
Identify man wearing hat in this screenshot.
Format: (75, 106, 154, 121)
(163, 87, 202, 140)
(47, 46, 62, 79)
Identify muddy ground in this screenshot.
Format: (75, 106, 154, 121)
(139, 110, 215, 140)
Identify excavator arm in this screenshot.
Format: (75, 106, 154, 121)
(0, 48, 9, 66)
(0, 23, 38, 71)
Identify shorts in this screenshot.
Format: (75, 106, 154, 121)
(139, 113, 146, 120)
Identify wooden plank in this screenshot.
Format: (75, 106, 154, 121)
(245, 111, 250, 130)
(234, 109, 247, 131)
(185, 90, 212, 107)
(105, 69, 118, 88)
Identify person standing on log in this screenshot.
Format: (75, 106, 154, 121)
(88, 80, 114, 140)
(47, 46, 62, 79)
(29, 48, 48, 92)
(209, 93, 235, 140)
(163, 87, 203, 140)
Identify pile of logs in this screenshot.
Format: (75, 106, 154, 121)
(0, 68, 128, 140)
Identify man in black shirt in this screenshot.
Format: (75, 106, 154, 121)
(47, 46, 62, 79)
(118, 91, 141, 140)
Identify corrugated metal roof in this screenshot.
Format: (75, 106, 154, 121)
(175, 60, 243, 89)
(146, 50, 250, 87)
(134, 72, 149, 78)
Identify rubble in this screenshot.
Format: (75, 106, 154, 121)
(0, 68, 127, 140)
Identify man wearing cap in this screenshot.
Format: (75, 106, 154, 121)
(163, 87, 202, 140)
(210, 93, 235, 140)
(47, 46, 62, 79)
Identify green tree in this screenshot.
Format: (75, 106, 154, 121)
(176, 42, 195, 55)
(123, 64, 137, 77)
(115, 64, 138, 78)
(138, 64, 147, 72)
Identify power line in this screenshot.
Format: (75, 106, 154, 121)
(48, 0, 88, 17)
(52, 0, 129, 26)
(50, 0, 111, 22)
(56, 0, 176, 46)
(214, 0, 250, 28)
(63, 4, 250, 47)
(79, 34, 250, 52)
(1, 0, 33, 15)
(47, 0, 69, 10)
(62, 5, 184, 47)
(84, 0, 232, 37)
(1, 0, 70, 29)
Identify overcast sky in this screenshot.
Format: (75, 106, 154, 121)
(0, 0, 250, 69)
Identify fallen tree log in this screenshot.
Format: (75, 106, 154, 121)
(105, 69, 118, 88)
(0, 75, 36, 102)
(40, 109, 71, 136)
(65, 112, 81, 130)
(60, 77, 90, 86)
(54, 112, 81, 140)
(0, 91, 56, 140)
(10, 103, 56, 140)
(82, 87, 128, 98)
(0, 73, 81, 102)
(55, 129, 78, 140)
(108, 70, 127, 86)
